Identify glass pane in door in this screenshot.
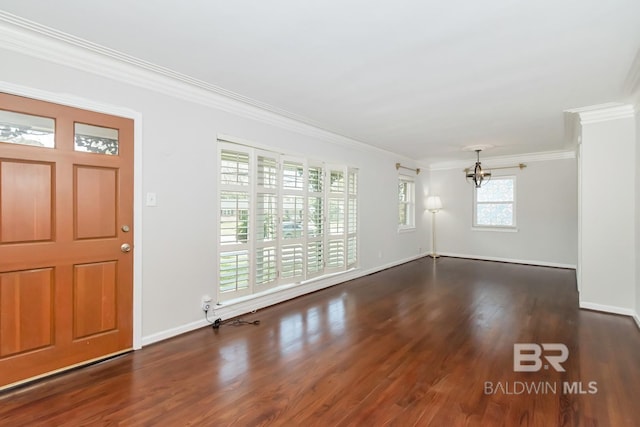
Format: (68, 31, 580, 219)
(75, 123, 119, 155)
(0, 110, 55, 148)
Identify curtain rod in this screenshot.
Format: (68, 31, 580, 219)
(396, 163, 421, 174)
(463, 163, 526, 173)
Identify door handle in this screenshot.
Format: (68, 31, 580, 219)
(121, 243, 132, 253)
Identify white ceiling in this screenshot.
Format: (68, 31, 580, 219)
(1, 0, 639, 163)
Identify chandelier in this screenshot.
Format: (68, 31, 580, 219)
(466, 149, 491, 188)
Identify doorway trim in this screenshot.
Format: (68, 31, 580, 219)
(0, 80, 144, 349)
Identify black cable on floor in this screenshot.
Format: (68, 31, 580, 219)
(205, 310, 260, 329)
(225, 319, 260, 327)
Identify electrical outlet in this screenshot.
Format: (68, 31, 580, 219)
(201, 295, 212, 312)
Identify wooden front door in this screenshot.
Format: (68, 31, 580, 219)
(0, 93, 134, 389)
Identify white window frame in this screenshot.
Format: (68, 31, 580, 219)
(217, 139, 358, 303)
(473, 175, 517, 230)
(398, 174, 416, 231)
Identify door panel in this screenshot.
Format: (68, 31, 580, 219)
(0, 92, 133, 389)
(74, 166, 117, 239)
(0, 268, 54, 357)
(1, 160, 53, 243)
(73, 261, 117, 339)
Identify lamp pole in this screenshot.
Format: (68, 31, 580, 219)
(430, 210, 439, 258)
(426, 196, 442, 259)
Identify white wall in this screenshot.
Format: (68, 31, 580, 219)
(0, 48, 429, 342)
(429, 157, 578, 267)
(579, 108, 636, 313)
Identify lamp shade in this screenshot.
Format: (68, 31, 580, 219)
(426, 196, 442, 212)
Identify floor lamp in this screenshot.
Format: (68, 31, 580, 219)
(426, 196, 442, 258)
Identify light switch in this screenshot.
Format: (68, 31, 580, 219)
(146, 192, 157, 207)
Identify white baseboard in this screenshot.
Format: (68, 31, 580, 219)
(141, 319, 210, 347)
(579, 301, 637, 317)
(633, 313, 640, 331)
(438, 252, 576, 269)
(580, 303, 640, 332)
(141, 254, 424, 347)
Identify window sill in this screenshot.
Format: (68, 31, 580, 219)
(398, 226, 416, 234)
(471, 226, 518, 233)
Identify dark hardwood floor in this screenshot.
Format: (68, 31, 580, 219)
(1, 257, 639, 426)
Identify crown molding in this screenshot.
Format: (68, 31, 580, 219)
(429, 150, 576, 171)
(562, 111, 581, 147)
(623, 47, 640, 104)
(0, 12, 416, 162)
(565, 103, 635, 125)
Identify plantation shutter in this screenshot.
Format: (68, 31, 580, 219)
(306, 163, 325, 279)
(279, 156, 306, 282)
(218, 144, 252, 299)
(347, 169, 358, 269)
(255, 150, 280, 291)
(325, 166, 347, 274)
(216, 139, 358, 303)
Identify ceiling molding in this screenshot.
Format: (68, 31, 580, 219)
(0, 11, 309, 119)
(565, 103, 635, 125)
(429, 150, 576, 172)
(0, 12, 420, 162)
(623, 47, 640, 102)
(562, 111, 581, 147)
